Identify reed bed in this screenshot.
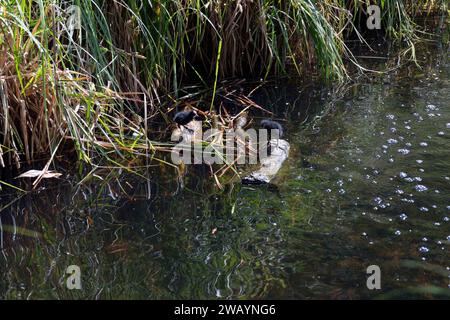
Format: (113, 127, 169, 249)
(0, 0, 447, 172)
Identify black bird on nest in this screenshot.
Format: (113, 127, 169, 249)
(261, 119, 284, 156)
(173, 110, 199, 132)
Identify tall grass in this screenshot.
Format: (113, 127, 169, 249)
(0, 0, 447, 170)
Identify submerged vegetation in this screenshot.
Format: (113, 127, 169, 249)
(0, 0, 448, 172)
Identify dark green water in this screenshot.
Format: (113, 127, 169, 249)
(0, 40, 449, 299)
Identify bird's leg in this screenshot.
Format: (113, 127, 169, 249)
(265, 140, 272, 157)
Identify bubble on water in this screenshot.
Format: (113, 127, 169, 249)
(382, 145, 389, 149)
(405, 142, 412, 147)
(336, 179, 344, 187)
(414, 177, 423, 182)
(362, 232, 367, 236)
(415, 185, 428, 192)
(390, 127, 397, 133)
(338, 189, 346, 195)
(419, 246, 429, 253)
(387, 139, 398, 144)
(446, 123, 450, 129)
(405, 177, 415, 183)
(395, 230, 401, 236)
(419, 168, 425, 173)
(399, 172, 408, 178)
(435, 190, 440, 194)
(434, 222, 441, 226)
(426, 104, 437, 111)
(325, 188, 332, 193)
(416, 160, 424, 164)
(447, 235, 450, 241)
(405, 126, 411, 130)
(438, 131, 445, 136)
(419, 207, 429, 212)
(398, 149, 410, 155)
(419, 142, 428, 147)
(399, 213, 408, 221)
(386, 114, 395, 120)
(445, 177, 450, 181)
(389, 158, 395, 163)
(374, 197, 383, 205)
(422, 237, 428, 242)
(396, 189, 405, 195)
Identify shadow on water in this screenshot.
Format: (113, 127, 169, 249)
(1, 37, 450, 299)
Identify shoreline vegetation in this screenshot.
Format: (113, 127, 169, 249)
(0, 1, 448, 180)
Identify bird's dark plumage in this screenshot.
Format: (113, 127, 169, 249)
(261, 119, 284, 138)
(174, 110, 197, 126)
